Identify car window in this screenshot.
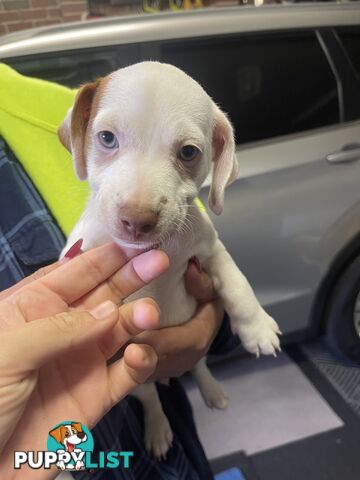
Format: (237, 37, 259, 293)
(4, 45, 137, 87)
(337, 27, 360, 79)
(160, 32, 339, 145)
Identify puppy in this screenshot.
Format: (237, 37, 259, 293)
(59, 62, 281, 459)
(49, 422, 87, 470)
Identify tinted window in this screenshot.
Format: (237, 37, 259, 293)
(337, 28, 360, 78)
(161, 32, 339, 145)
(5, 45, 136, 87)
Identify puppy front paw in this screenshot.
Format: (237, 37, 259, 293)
(75, 461, 85, 471)
(232, 310, 281, 357)
(144, 412, 173, 460)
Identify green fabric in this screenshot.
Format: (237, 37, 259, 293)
(0, 63, 88, 236)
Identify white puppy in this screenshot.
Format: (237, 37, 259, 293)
(59, 62, 281, 459)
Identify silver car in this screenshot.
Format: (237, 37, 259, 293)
(1, 3, 359, 360)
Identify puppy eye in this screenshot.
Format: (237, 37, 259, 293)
(178, 145, 200, 162)
(98, 131, 118, 149)
(65, 431, 70, 437)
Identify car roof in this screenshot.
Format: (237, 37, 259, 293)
(0, 3, 359, 59)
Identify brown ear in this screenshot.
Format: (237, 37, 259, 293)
(58, 108, 72, 152)
(49, 425, 66, 444)
(208, 106, 238, 215)
(57, 78, 102, 181)
(71, 422, 83, 433)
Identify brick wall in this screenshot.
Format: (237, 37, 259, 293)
(88, 0, 141, 17)
(0, 0, 88, 36)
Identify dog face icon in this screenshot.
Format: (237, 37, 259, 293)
(49, 422, 87, 453)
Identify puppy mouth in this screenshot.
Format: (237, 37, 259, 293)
(113, 236, 160, 251)
(110, 213, 185, 250)
(66, 442, 76, 452)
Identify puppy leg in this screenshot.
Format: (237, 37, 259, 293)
(204, 240, 281, 357)
(192, 358, 228, 409)
(132, 383, 173, 459)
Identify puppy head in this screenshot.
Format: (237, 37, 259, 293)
(65, 423, 87, 446)
(59, 62, 238, 248)
(49, 423, 86, 447)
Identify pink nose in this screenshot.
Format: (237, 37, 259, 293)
(120, 209, 158, 236)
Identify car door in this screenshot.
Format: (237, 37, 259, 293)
(147, 29, 360, 338)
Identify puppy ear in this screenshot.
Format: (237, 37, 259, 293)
(208, 105, 238, 215)
(58, 107, 72, 152)
(57, 78, 103, 181)
(49, 425, 65, 444)
(71, 422, 83, 433)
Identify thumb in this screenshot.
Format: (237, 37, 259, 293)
(107, 343, 158, 406)
(184, 260, 217, 303)
(1, 302, 118, 372)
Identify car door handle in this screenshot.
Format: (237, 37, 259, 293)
(326, 144, 360, 164)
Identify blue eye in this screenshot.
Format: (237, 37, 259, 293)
(98, 131, 118, 149)
(178, 145, 199, 162)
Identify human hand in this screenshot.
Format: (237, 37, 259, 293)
(0, 242, 169, 479)
(135, 259, 224, 380)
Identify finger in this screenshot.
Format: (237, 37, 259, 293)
(0, 301, 27, 330)
(184, 262, 217, 302)
(0, 262, 60, 301)
(99, 298, 160, 360)
(74, 249, 169, 309)
(136, 299, 224, 357)
(38, 243, 129, 304)
(107, 343, 157, 405)
(107, 250, 169, 301)
(0, 304, 118, 372)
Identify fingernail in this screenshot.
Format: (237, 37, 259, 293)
(62, 239, 83, 262)
(189, 256, 201, 273)
(132, 250, 168, 283)
(90, 301, 116, 320)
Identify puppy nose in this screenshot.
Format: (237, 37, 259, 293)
(120, 210, 158, 235)
(77, 432, 85, 439)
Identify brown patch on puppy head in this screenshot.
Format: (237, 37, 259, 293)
(57, 76, 110, 180)
(49, 425, 66, 444)
(70, 77, 108, 180)
(82, 76, 110, 173)
(71, 422, 83, 434)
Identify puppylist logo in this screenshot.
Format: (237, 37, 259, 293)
(14, 421, 134, 471)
